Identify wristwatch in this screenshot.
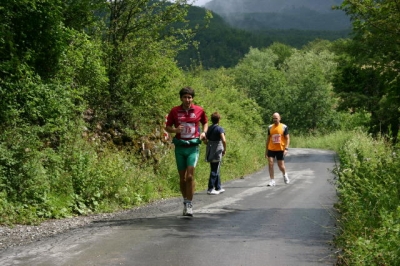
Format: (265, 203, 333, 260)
(285, 148, 289, 150)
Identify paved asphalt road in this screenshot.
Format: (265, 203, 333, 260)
(0, 148, 338, 266)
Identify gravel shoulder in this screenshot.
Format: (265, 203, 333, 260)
(0, 213, 114, 251)
(0, 197, 181, 252)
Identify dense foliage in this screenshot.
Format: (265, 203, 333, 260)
(333, 132, 400, 265)
(0, 1, 399, 264)
(292, 129, 400, 265)
(334, 0, 400, 141)
(0, 0, 193, 224)
(0, 0, 269, 225)
(230, 40, 340, 133)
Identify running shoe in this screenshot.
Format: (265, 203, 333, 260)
(283, 173, 290, 184)
(186, 203, 193, 217)
(267, 180, 276, 186)
(217, 188, 225, 193)
(208, 189, 220, 195)
(183, 203, 187, 216)
(207, 189, 213, 195)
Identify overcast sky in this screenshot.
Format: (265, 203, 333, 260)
(192, 0, 212, 6)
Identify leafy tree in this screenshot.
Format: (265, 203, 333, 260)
(267, 42, 295, 69)
(0, 0, 108, 138)
(301, 39, 335, 54)
(231, 47, 288, 123)
(0, 0, 198, 223)
(231, 44, 338, 132)
(0, 0, 108, 220)
(0, 2, 91, 127)
(334, 0, 400, 140)
(283, 49, 337, 133)
(101, 0, 192, 131)
(0, 0, 67, 80)
(54, 30, 108, 114)
(61, 0, 107, 31)
(336, 0, 400, 69)
(332, 41, 383, 111)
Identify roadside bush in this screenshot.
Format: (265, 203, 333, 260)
(333, 131, 400, 265)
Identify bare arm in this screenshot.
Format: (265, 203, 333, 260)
(265, 135, 270, 158)
(200, 122, 209, 140)
(284, 134, 290, 155)
(220, 133, 226, 155)
(285, 134, 290, 149)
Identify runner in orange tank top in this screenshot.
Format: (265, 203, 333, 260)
(265, 112, 290, 186)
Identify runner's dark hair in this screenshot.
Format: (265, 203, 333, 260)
(179, 87, 195, 98)
(211, 112, 221, 124)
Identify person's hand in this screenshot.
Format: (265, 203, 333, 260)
(175, 124, 184, 133)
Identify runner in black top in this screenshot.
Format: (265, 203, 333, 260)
(204, 112, 226, 195)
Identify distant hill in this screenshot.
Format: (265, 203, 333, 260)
(205, 0, 344, 13)
(175, 5, 350, 69)
(204, 0, 350, 31)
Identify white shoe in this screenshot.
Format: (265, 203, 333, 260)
(217, 188, 225, 193)
(208, 189, 220, 195)
(183, 203, 187, 216)
(267, 180, 276, 186)
(283, 173, 290, 184)
(185, 203, 193, 217)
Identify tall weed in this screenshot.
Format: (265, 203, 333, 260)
(333, 131, 399, 265)
(291, 130, 349, 151)
(0, 127, 51, 224)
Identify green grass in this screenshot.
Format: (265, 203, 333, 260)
(291, 130, 349, 151)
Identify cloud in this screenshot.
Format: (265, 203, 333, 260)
(192, 0, 212, 6)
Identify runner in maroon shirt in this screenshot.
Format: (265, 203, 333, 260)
(165, 87, 208, 217)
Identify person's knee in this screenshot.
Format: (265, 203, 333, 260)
(186, 174, 193, 182)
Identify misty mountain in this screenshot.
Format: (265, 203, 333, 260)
(205, 0, 343, 13)
(204, 0, 350, 31)
(176, 5, 349, 70)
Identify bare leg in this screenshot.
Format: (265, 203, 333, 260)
(277, 160, 286, 175)
(268, 157, 275, 179)
(178, 169, 187, 199)
(185, 166, 195, 201)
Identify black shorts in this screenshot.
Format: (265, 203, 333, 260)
(267, 150, 285, 160)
